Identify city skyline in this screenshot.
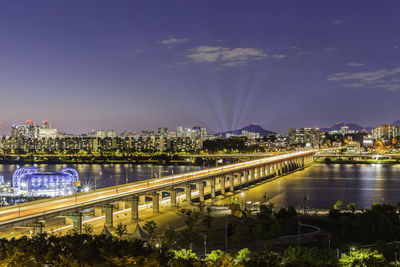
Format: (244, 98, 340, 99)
(1, 118, 399, 136)
(1, 1, 400, 133)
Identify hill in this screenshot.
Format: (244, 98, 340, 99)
(319, 122, 372, 133)
(216, 124, 275, 137)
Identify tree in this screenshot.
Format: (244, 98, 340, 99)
(347, 202, 356, 213)
(143, 220, 157, 236)
(168, 249, 200, 267)
(205, 250, 233, 266)
(257, 203, 274, 221)
(246, 250, 282, 266)
(339, 248, 388, 267)
(235, 248, 251, 264)
(284, 246, 337, 266)
(164, 229, 177, 247)
(274, 206, 297, 220)
(334, 200, 343, 210)
(114, 222, 128, 239)
(82, 224, 93, 235)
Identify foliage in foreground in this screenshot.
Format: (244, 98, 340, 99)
(0, 233, 394, 267)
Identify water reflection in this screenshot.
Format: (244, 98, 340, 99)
(261, 164, 400, 209)
(0, 164, 202, 190)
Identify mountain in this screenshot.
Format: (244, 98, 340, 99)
(216, 124, 276, 137)
(319, 122, 373, 133)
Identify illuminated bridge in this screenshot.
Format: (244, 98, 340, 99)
(0, 150, 316, 234)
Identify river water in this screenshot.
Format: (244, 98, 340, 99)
(0, 164, 202, 190)
(260, 163, 400, 209)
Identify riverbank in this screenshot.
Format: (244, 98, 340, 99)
(316, 158, 400, 165)
(0, 154, 227, 165)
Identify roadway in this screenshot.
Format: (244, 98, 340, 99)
(0, 150, 315, 227)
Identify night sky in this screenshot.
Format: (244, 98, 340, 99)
(1, 1, 400, 134)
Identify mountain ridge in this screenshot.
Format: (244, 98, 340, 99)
(216, 124, 275, 137)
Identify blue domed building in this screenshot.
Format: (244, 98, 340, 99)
(13, 167, 80, 197)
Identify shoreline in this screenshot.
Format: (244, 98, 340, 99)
(316, 159, 400, 165)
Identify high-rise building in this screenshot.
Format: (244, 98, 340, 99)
(107, 130, 116, 138)
(288, 127, 324, 146)
(157, 127, 169, 137)
(42, 120, 50, 129)
(39, 128, 58, 139)
(372, 124, 397, 140)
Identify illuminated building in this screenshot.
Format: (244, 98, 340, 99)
(13, 167, 79, 196)
(288, 127, 324, 147)
(372, 124, 397, 140)
(42, 120, 50, 129)
(107, 130, 116, 138)
(39, 128, 58, 139)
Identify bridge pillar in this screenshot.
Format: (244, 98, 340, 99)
(274, 163, 278, 176)
(152, 193, 159, 212)
(198, 181, 205, 202)
(220, 176, 226, 194)
(105, 205, 113, 228)
(244, 170, 249, 184)
(139, 195, 146, 204)
(94, 208, 102, 217)
(248, 169, 252, 183)
(185, 185, 192, 203)
(228, 175, 234, 192)
(130, 195, 139, 220)
(72, 212, 82, 234)
(210, 178, 216, 199)
(118, 201, 126, 210)
(169, 189, 177, 207)
(253, 168, 257, 181)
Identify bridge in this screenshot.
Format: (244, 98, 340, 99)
(0, 150, 316, 234)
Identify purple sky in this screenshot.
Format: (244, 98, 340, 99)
(1, 1, 400, 134)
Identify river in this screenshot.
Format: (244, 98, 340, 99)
(252, 163, 400, 209)
(0, 163, 203, 190)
